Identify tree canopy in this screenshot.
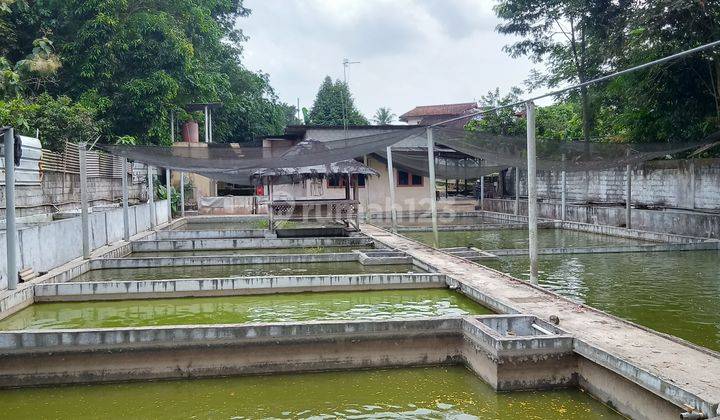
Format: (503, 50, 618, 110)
(493, 0, 720, 145)
(372, 107, 396, 125)
(0, 0, 292, 148)
(308, 76, 368, 126)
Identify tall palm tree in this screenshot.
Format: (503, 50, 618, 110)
(373, 107, 396, 125)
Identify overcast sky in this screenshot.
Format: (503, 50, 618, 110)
(240, 0, 538, 122)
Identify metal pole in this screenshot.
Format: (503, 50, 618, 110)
(4, 128, 18, 290)
(426, 127, 439, 248)
(526, 101, 539, 284)
(121, 158, 130, 241)
(204, 106, 209, 143)
(79, 142, 90, 259)
(386, 146, 398, 232)
(626, 162, 632, 229)
(180, 171, 185, 217)
(561, 155, 566, 221)
(208, 108, 213, 143)
(148, 165, 156, 228)
(480, 175, 485, 211)
(165, 168, 172, 222)
(363, 155, 371, 221)
(170, 111, 175, 143)
(514, 167, 520, 215)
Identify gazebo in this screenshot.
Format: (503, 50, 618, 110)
(252, 159, 378, 234)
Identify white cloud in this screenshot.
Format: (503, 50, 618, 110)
(240, 0, 538, 120)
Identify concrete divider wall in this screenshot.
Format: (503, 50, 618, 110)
(484, 198, 720, 239)
(34, 273, 447, 301)
(131, 236, 373, 252)
(507, 158, 720, 210)
(0, 200, 170, 290)
(91, 252, 360, 269)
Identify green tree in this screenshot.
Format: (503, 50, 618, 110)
(596, 1, 720, 143)
(0, 93, 104, 151)
(467, 87, 583, 141)
(467, 87, 525, 136)
(308, 76, 368, 126)
(372, 107, 396, 125)
(1, 0, 287, 145)
(494, 0, 628, 142)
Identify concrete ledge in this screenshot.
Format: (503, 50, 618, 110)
(131, 237, 374, 252)
(34, 273, 447, 301)
(475, 241, 720, 257)
(0, 318, 464, 388)
(154, 229, 267, 240)
(463, 315, 576, 391)
(90, 253, 361, 270)
(574, 339, 719, 419)
(395, 223, 534, 232)
(560, 220, 709, 244)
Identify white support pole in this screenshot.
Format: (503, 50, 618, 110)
(626, 162, 632, 229)
(561, 155, 566, 222)
(170, 111, 175, 143)
(165, 168, 172, 221)
(526, 101, 539, 285)
(148, 165, 156, 228)
(208, 108, 213, 143)
(386, 146, 398, 233)
(363, 155, 371, 221)
(4, 128, 18, 290)
(204, 106, 209, 143)
(426, 127, 439, 248)
(180, 171, 185, 217)
(121, 158, 130, 241)
(480, 175, 485, 211)
(79, 142, 90, 259)
(514, 167, 520, 215)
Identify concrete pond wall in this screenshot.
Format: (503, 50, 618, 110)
(0, 200, 170, 290)
(506, 158, 720, 210)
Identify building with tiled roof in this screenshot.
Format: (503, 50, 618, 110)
(399, 102, 479, 126)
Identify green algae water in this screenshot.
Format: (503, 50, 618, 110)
(72, 262, 422, 282)
(374, 215, 497, 227)
(0, 289, 491, 330)
(404, 228, 648, 249)
(482, 250, 720, 352)
(0, 366, 623, 419)
(129, 246, 374, 258)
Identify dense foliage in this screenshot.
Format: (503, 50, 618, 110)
(491, 0, 720, 144)
(0, 0, 293, 147)
(308, 76, 368, 126)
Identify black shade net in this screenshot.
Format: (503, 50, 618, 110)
(433, 127, 720, 172)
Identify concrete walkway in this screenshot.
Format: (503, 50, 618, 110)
(362, 223, 720, 416)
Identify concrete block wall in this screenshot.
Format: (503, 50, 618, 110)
(484, 198, 720, 238)
(506, 159, 720, 210)
(0, 200, 170, 290)
(0, 171, 146, 219)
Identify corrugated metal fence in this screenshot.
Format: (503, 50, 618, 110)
(2, 138, 125, 186)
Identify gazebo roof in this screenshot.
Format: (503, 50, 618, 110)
(251, 159, 378, 179)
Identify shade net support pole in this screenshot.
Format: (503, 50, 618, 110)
(426, 128, 439, 248)
(386, 146, 398, 233)
(526, 101, 539, 285)
(79, 142, 90, 259)
(4, 128, 17, 290)
(122, 158, 130, 241)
